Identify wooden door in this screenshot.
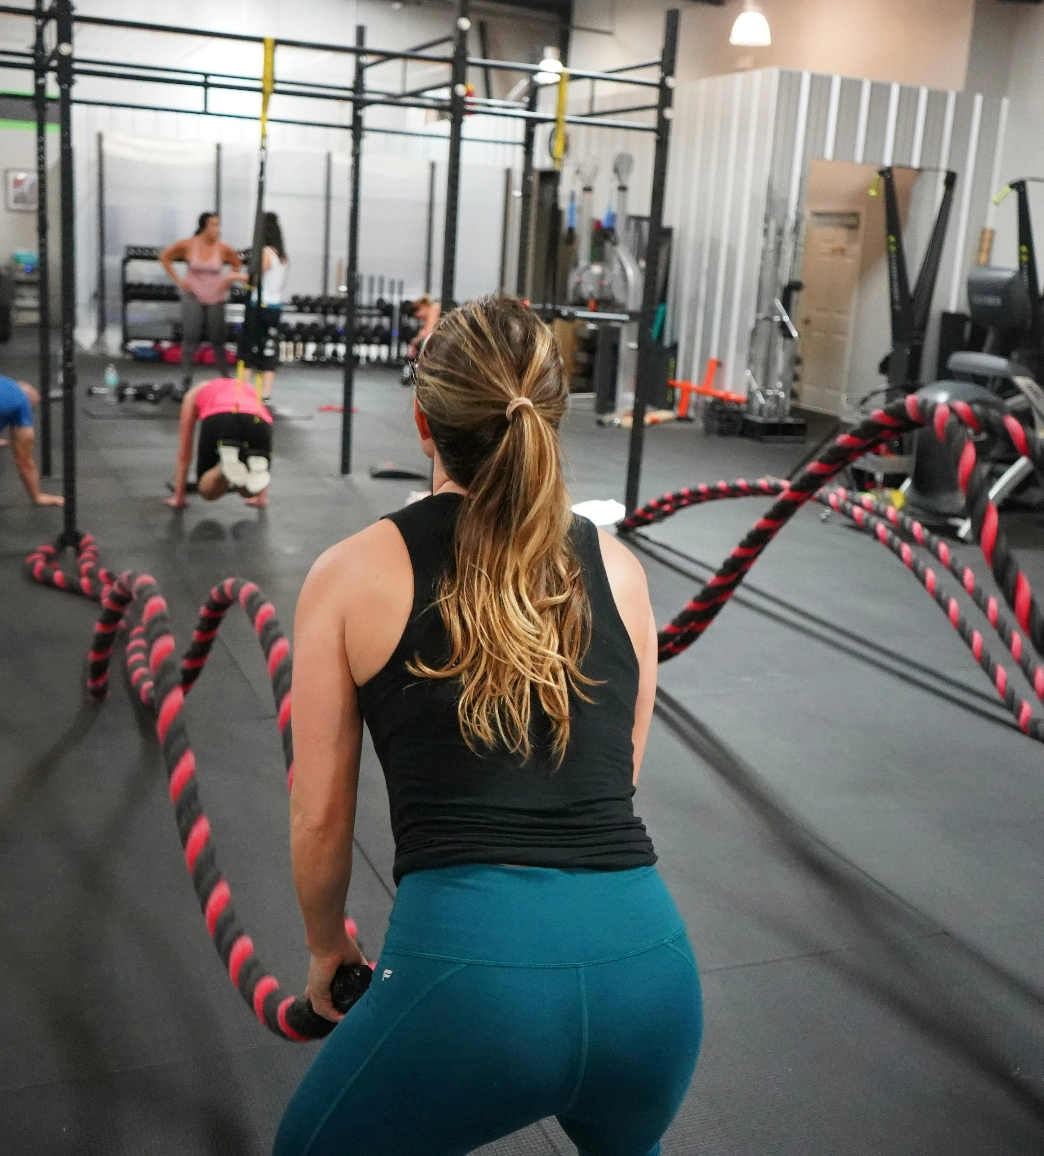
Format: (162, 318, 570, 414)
(798, 208, 864, 415)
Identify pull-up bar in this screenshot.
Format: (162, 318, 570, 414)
(465, 56, 661, 87)
(0, 6, 665, 89)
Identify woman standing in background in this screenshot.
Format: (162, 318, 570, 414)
(160, 212, 243, 395)
(257, 211, 289, 404)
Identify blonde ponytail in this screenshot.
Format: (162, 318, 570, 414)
(410, 295, 594, 764)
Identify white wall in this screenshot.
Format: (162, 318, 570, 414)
(658, 66, 1001, 403)
(970, 2, 1044, 277)
(571, 0, 976, 90)
(0, 123, 59, 315)
(0, 0, 563, 118)
(71, 102, 520, 336)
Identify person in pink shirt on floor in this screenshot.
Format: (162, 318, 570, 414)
(160, 213, 244, 395)
(164, 376, 273, 510)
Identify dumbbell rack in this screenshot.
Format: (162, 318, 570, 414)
(120, 245, 250, 352)
(277, 275, 420, 367)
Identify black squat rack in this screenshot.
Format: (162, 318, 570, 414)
(0, 0, 678, 537)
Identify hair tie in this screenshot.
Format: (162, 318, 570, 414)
(505, 396, 535, 420)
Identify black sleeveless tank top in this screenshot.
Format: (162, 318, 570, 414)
(357, 493, 657, 884)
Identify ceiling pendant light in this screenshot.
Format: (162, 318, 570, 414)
(535, 46, 564, 86)
(730, 2, 772, 48)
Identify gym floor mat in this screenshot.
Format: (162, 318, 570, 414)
(4, 330, 1044, 1154)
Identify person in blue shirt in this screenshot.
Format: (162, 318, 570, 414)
(0, 375, 63, 506)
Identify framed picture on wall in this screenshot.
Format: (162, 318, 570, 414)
(6, 170, 38, 211)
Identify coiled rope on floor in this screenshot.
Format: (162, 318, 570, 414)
(620, 394, 1044, 739)
(24, 538, 370, 1042)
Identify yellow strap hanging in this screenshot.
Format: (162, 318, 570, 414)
(993, 184, 1013, 206)
(553, 68, 569, 171)
(260, 38, 276, 139)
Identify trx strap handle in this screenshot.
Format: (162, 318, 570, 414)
(552, 68, 569, 171)
(249, 36, 276, 291)
(238, 37, 277, 388)
(23, 540, 372, 1041)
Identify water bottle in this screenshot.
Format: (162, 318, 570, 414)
(104, 363, 119, 391)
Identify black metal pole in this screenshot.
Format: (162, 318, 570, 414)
(322, 149, 332, 295)
(498, 165, 512, 292)
(340, 25, 364, 476)
(215, 141, 221, 216)
(439, 0, 469, 309)
(56, 0, 79, 545)
(424, 159, 435, 295)
(515, 81, 538, 297)
(624, 8, 678, 515)
(477, 20, 493, 100)
(96, 130, 105, 347)
(1013, 181, 1043, 346)
(34, 0, 51, 476)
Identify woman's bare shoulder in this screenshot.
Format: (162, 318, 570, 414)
(303, 519, 410, 608)
(301, 517, 414, 683)
(596, 528, 649, 597)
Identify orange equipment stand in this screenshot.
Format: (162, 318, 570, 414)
(669, 359, 745, 419)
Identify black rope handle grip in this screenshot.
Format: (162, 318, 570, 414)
(25, 539, 371, 1040)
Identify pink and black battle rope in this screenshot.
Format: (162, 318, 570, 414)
(832, 487, 1044, 711)
(821, 487, 1044, 738)
(618, 477, 1044, 732)
(620, 395, 1044, 667)
(24, 541, 371, 1041)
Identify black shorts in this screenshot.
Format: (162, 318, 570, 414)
(196, 411, 273, 479)
(236, 305, 281, 372)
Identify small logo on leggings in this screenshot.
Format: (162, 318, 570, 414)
(382, 969, 393, 981)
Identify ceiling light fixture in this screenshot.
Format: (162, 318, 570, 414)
(535, 45, 563, 85)
(729, 2, 771, 48)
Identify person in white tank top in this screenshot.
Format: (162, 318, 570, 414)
(258, 212, 289, 402)
(262, 244, 288, 306)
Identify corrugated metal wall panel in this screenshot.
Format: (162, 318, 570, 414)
(663, 66, 1006, 401)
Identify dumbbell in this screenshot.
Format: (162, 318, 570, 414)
(144, 382, 174, 405)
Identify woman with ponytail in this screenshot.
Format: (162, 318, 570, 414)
(278, 296, 701, 1156)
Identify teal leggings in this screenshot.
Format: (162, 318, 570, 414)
(274, 865, 702, 1156)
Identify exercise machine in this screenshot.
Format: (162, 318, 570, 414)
(918, 178, 1044, 535)
(874, 166, 957, 399)
(742, 278, 806, 442)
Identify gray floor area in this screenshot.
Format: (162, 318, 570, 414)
(3, 332, 1044, 1154)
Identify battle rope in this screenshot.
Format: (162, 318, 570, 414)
(823, 487, 1044, 738)
(627, 477, 1044, 738)
(24, 537, 371, 1042)
(620, 398, 1044, 738)
(620, 395, 1044, 667)
(834, 488, 1044, 700)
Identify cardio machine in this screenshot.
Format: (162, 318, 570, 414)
(874, 165, 957, 399)
(913, 179, 1044, 535)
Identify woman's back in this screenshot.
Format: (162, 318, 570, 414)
(279, 296, 699, 1156)
(356, 491, 655, 883)
(195, 376, 271, 421)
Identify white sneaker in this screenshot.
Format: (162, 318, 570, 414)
(244, 455, 271, 495)
(218, 443, 249, 489)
